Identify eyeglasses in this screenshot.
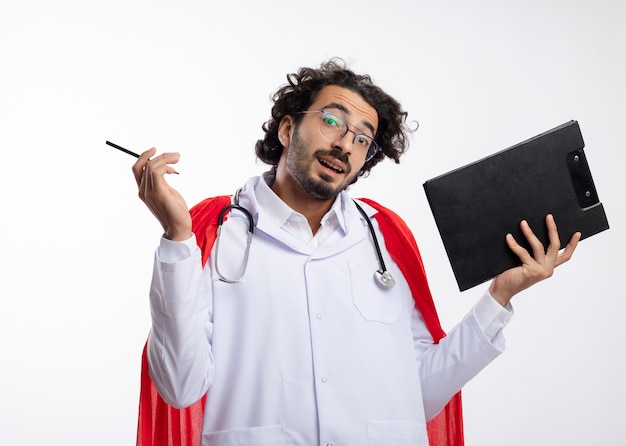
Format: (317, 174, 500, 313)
(299, 110, 381, 162)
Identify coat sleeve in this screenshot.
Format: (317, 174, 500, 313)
(147, 236, 215, 408)
(138, 197, 231, 446)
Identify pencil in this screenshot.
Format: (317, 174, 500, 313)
(106, 140, 180, 174)
(106, 140, 140, 158)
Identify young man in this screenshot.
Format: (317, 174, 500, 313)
(133, 59, 579, 446)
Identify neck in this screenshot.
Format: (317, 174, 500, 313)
(271, 176, 335, 235)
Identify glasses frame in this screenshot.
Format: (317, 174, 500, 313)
(299, 110, 381, 162)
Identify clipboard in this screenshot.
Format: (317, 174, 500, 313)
(423, 120, 609, 292)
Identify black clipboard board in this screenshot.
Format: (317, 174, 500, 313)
(423, 121, 609, 292)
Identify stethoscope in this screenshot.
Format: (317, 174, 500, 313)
(214, 189, 396, 288)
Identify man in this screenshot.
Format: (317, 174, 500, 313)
(132, 59, 580, 446)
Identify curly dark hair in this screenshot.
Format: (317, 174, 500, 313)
(255, 58, 415, 182)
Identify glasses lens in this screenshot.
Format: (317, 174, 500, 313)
(365, 142, 380, 162)
(319, 112, 347, 140)
(318, 111, 380, 161)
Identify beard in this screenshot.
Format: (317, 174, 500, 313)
(285, 129, 355, 201)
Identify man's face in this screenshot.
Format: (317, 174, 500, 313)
(277, 85, 379, 201)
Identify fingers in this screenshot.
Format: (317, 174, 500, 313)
(542, 214, 581, 268)
(504, 231, 531, 263)
(504, 219, 546, 267)
(555, 231, 581, 268)
(132, 147, 157, 186)
(519, 217, 553, 262)
(132, 148, 181, 194)
(506, 215, 580, 272)
(544, 214, 562, 259)
(492, 215, 580, 304)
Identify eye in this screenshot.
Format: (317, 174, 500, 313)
(355, 134, 371, 148)
(322, 113, 344, 129)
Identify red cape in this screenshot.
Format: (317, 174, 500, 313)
(137, 196, 463, 446)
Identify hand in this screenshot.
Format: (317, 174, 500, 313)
(132, 147, 192, 241)
(489, 214, 581, 307)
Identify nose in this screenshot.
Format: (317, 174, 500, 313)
(331, 130, 354, 155)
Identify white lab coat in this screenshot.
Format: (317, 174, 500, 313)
(148, 174, 512, 446)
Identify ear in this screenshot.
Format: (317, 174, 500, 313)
(277, 115, 294, 148)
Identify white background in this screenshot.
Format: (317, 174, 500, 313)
(1, 0, 624, 444)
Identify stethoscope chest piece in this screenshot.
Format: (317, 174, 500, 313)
(353, 200, 396, 289)
(375, 269, 396, 288)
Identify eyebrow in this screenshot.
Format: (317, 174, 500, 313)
(320, 102, 376, 136)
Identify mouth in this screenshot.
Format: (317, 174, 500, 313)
(317, 156, 346, 175)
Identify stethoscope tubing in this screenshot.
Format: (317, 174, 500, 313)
(213, 190, 395, 288)
(214, 190, 254, 283)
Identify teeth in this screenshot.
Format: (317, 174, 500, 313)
(320, 158, 344, 173)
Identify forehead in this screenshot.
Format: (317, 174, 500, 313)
(309, 85, 379, 133)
